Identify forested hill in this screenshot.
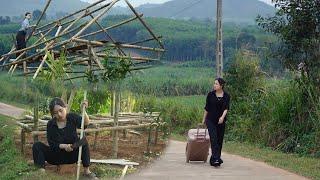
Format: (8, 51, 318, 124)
(136, 0, 276, 23)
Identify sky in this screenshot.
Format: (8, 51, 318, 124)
(82, 0, 274, 7)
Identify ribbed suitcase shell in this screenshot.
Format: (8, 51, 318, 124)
(185, 128, 210, 163)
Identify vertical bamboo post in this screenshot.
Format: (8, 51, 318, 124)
(33, 101, 39, 142)
(20, 128, 26, 154)
(93, 131, 99, 151)
(76, 91, 87, 180)
(146, 126, 152, 154)
(154, 125, 159, 145)
(112, 86, 120, 158)
(122, 129, 127, 139)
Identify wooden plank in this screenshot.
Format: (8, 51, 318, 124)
(91, 159, 139, 166)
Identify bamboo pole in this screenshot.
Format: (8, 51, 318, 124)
(79, 14, 143, 39)
(33, 52, 48, 79)
(112, 87, 120, 158)
(1, 20, 85, 59)
(34, 2, 111, 37)
(96, 54, 160, 62)
(36, 0, 108, 31)
(125, 0, 164, 49)
(67, 90, 76, 113)
(76, 91, 87, 180)
(71, 0, 120, 39)
(146, 126, 152, 154)
(16, 121, 32, 131)
(59, 12, 85, 35)
(21, 128, 26, 154)
(32, 123, 155, 136)
(129, 36, 162, 45)
(93, 131, 99, 151)
(33, 102, 39, 142)
(0, 39, 70, 67)
(30, 0, 52, 35)
(89, 14, 126, 56)
(70, 54, 160, 62)
(90, 46, 104, 69)
(72, 38, 165, 52)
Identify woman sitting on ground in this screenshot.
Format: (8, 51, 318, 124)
(32, 97, 97, 178)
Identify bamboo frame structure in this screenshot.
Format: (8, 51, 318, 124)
(0, 0, 164, 81)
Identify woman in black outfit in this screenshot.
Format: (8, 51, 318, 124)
(202, 78, 230, 167)
(32, 97, 97, 179)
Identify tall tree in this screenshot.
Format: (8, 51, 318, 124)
(257, 0, 320, 88)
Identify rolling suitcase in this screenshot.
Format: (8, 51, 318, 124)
(185, 126, 210, 163)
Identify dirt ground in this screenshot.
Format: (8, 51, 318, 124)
(14, 129, 167, 176)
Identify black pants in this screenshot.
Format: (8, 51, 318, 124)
(16, 30, 26, 58)
(32, 142, 91, 169)
(206, 120, 225, 161)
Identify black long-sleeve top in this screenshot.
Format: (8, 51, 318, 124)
(204, 90, 230, 124)
(46, 112, 86, 152)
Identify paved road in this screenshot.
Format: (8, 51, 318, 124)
(0, 102, 25, 118)
(126, 140, 308, 180)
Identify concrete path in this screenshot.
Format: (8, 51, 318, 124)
(126, 140, 308, 180)
(0, 102, 26, 119)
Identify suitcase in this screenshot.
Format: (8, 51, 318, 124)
(185, 127, 210, 163)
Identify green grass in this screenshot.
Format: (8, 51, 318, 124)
(0, 114, 34, 180)
(126, 64, 214, 96)
(171, 133, 319, 179)
(223, 141, 320, 180)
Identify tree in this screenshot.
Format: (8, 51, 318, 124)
(33, 9, 46, 21)
(257, 0, 320, 88)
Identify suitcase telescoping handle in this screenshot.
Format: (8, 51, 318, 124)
(196, 123, 208, 140)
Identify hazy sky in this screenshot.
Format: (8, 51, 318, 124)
(82, 0, 274, 7)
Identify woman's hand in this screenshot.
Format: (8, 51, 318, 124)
(65, 144, 73, 152)
(81, 100, 89, 110)
(218, 117, 224, 124)
(59, 144, 73, 152)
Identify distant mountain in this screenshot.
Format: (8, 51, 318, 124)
(136, 0, 276, 23)
(0, 0, 89, 16)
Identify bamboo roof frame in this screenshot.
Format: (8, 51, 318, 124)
(0, 0, 165, 81)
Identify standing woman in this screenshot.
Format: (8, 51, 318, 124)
(202, 78, 230, 167)
(16, 12, 32, 58)
(32, 97, 97, 179)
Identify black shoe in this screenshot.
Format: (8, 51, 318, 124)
(212, 160, 220, 167)
(219, 158, 223, 164)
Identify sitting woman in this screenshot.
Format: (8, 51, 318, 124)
(32, 97, 97, 178)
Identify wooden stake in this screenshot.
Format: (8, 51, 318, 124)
(112, 87, 120, 158)
(33, 100, 39, 142)
(76, 91, 87, 180)
(21, 128, 26, 154)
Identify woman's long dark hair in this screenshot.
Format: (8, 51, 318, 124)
(215, 77, 226, 89)
(49, 97, 66, 117)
